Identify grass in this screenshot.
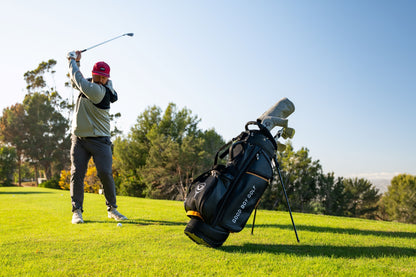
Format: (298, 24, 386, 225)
(1, 186, 416, 276)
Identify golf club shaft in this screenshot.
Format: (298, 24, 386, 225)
(81, 33, 133, 53)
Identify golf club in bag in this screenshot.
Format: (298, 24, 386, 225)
(184, 97, 299, 248)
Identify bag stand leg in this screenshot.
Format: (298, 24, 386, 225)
(251, 207, 258, 235)
(274, 157, 300, 243)
(251, 198, 262, 235)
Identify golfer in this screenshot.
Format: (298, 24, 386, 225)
(67, 51, 127, 224)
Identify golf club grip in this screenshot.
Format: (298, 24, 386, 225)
(80, 49, 87, 53)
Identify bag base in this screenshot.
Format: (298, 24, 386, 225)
(184, 218, 229, 248)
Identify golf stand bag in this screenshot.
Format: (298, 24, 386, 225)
(184, 98, 299, 247)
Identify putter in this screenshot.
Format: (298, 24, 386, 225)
(80, 33, 134, 53)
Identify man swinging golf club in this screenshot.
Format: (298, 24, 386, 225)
(67, 50, 128, 224)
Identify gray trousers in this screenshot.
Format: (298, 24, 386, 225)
(70, 135, 117, 212)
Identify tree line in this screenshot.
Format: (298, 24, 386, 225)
(1, 60, 415, 224)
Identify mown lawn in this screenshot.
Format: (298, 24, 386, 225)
(1, 186, 415, 276)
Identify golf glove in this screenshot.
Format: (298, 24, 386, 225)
(67, 51, 77, 60)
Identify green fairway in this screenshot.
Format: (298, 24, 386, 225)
(1, 186, 415, 276)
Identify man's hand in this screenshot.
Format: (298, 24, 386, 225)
(67, 51, 82, 61)
(67, 51, 76, 60)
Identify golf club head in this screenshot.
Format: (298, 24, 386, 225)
(277, 141, 287, 152)
(125, 33, 134, 37)
(281, 127, 295, 139)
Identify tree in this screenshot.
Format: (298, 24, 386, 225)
(381, 174, 416, 223)
(113, 103, 224, 200)
(112, 105, 163, 197)
(21, 60, 70, 181)
(24, 60, 57, 93)
(141, 103, 207, 200)
(22, 92, 69, 180)
(0, 104, 26, 185)
(142, 130, 205, 200)
(1, 60, 72, 184)
(318, 172, 346, 216)
(272, 143, 323, 213)
(200, 129, 226, 167)
(0, 146, 17, 186)
(343, 178, 381, 219)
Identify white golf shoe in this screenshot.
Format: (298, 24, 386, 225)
(108, 207, 128, 221)
(72, 209, 84, 224)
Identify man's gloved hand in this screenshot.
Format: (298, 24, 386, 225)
(67, 51, 81, 61)
(67, 51, 77, 60)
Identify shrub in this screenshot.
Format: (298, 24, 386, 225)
(39, 179, 61, 189)
(59, 170, 71, 190)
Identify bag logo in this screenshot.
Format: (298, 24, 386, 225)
(232, 185, 256, 224)
(194, 183, 206, 196)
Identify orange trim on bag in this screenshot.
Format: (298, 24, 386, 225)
(186, 210, 204, 220)
(246, 171, 270, 183)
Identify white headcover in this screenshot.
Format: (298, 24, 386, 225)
(258, 97, 295, 131)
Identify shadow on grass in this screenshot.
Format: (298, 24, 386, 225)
(0, 191, 52, 195)
(220, 243, 416, 258)
(84, 218, 186, 227)
(250, 223, 416, 239)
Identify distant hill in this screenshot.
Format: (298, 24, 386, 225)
(345, 173, 399, 194)
(369, 178, 390, 194)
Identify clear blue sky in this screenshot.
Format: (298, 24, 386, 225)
(1, 0, 415, 185)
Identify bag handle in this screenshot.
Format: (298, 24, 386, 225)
(214, 120, 278, 166)
(213, 140, 233, 166)
(245, 120, 277, 150)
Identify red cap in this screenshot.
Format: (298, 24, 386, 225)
(92, 61, 110, 77)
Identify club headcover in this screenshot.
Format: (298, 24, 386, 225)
(258, 97, 295, 122)
(258, 97, 295, 131)
(260, 116, 288, 130)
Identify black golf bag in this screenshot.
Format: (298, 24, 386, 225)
(184, 120, 284, 248)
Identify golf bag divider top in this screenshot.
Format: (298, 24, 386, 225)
(184, 120, 280, 248)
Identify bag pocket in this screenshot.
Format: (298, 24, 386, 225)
(184, 170, 233, 225)
(218, 171, 270, 232)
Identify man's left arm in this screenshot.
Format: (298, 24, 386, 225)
(105, 80, 118, 103)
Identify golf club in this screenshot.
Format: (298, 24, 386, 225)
(80, 33, 134, 53)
